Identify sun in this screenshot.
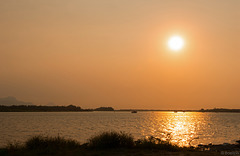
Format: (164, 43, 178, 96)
(168, 36, 184, 51)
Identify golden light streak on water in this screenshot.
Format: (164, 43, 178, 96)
(145, 112, 208, 147)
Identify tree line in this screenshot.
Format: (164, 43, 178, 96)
(0, 105, 114, 112)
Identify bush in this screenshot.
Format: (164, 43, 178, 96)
(88, 131, 134, 149)
(25, 135, 80, 150)
(135, 136, 180, 151)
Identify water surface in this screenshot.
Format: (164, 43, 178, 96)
(0, 111, 240, 147)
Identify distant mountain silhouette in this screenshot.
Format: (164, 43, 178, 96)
(0, 96, 32, 106)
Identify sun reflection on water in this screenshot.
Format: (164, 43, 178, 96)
(144, 112, 207, 147)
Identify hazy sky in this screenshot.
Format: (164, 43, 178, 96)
(1, 0, 240, 109)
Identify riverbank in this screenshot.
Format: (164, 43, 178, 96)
(0, 148, 223, 156)
(0, 131, 233, 156)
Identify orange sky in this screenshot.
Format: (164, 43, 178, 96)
(0, 0, 240, 109)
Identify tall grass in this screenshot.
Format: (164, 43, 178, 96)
(3, 131, 196, 155)
(88, 131, 134, 148)
(25, 135, 80, 150)
(135, 136, 181, 151)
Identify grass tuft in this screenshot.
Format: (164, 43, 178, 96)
(135, 136, 182, 151)
(88, 131, 134, 149)
(25, 135, 80, 150)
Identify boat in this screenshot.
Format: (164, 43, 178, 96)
(131, 110, 137, 113)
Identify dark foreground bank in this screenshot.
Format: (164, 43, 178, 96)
(0, 131, 237, 156)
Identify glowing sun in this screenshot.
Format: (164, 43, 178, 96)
(168, 36, 184, 51)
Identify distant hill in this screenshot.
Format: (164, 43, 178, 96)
(0, 96, 32, 106)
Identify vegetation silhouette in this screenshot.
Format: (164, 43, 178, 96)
(88, 131, 134, 149)
(0, 105, 115, 112)
(0, 131, 224, 156)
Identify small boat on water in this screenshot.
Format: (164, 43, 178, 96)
(131, 110, 137, 113)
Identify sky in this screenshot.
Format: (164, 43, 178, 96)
(0, 0, 240, 109)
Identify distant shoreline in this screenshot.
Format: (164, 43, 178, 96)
(0, 105, 240, 113)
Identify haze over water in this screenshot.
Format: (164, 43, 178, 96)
(1, 111, 240, 147)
